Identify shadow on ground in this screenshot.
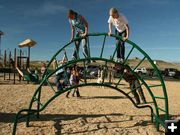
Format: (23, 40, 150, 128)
(0, 112, 170, 134)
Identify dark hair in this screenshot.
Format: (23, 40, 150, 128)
(68, 9, 77, 16)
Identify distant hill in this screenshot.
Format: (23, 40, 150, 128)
(126, 58, 180, 70)
(30, 58, 180, 71)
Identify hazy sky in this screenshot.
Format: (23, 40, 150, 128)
(0, 0, 180, 62)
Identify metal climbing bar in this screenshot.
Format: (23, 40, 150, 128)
(154, 96, 165, 99)
(42, 41, 73, 78)
(63, 49, 68, 61)
(33, 97, 44, 107)
(12, 33, 169, 135)
(133, 57, 146, 71)
(123, 46, 134, 64)
(158, 107, 166, 113)
(126, 83, 144, 95)
(115, 69, 126, 88)
(111, 44, 118, 60)
(36, 88, 41, 119)
(54, 58, 58, 69)
(100, 35, 106, 58)
(45, 79, 56, 92)
(152, 113, 166, 128)
(148, 84, 162, 88)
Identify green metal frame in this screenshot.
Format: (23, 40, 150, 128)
(12, 33, 169, 135)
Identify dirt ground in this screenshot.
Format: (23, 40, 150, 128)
(0, 79, 179, 135)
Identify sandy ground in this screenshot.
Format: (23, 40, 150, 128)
(0, 79, 180, 135)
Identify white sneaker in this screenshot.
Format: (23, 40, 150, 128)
(120, 58, 124, 63)
(116, 58, 123, 63)
(116, 58, 120, 63)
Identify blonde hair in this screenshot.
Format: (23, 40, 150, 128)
(109, 8, 118, 15)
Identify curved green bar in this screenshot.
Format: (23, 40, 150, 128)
(12, 33, 169, 135)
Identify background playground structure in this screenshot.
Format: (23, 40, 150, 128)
(0, 39, 39, 84)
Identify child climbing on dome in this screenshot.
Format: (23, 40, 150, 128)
(108, 8, 129, 62)
(123, 68, 147, 105)
(68, 9, 89, 62)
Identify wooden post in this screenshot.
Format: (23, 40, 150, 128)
(20, 50, 22, 68)
(27, 47, 30, 84)
(8, 51, 11, 80)
(14, 48, 16, 84)
(28, 46, 30, 68)
(4, 50, 6, 67)
(3, 50, 6, 80)
(0, 31, 3, 57)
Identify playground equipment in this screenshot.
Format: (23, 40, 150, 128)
(0, 39, 37, 84)
(0, 30, 4, 60)
(1, 48, 28, 83)
(12, 33, 169, 135)
(18, 38, 36, 65)
(0, 31, 4, 67)
(16, 39, 39, 82)
(2, 48, 16, 83)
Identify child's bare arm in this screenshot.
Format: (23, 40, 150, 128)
(123, 24, 129, 41)
(108, 22, 112, 36)
(70, 23, 75, 41)
(80, 16, 88, 36)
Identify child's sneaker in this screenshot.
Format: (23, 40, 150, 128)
(116, 58, 123, 63)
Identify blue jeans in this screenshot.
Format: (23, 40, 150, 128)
(115, 30, 127, 60)
(54, 73, 63, 91)
(72, 33, 89, 59)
